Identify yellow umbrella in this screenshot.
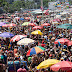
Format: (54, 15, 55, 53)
(37, 59, 60, 69)
(31, 30, 43, 35)
(22, 22, 30, 26)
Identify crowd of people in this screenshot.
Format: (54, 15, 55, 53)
(0, 12, 72, 72)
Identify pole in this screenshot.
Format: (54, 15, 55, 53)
(41, 0, 43, 20)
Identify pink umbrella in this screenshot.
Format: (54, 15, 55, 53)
(32, 26, 43, 30)
(50, 61, 72, 71)
(2, 23, 16, 27)
(10, 35, 27, 42)
(28, 23, 36, 26)
(54, 38, 70, 44)
(68, 41, 72, 46)
(53, 18, 61, 22)
(42, 23, 50, 27)
(0, 22, 6, 26)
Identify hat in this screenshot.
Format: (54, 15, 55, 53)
(60, 57, 64, 60)
(63, 45, 67, 48)
(17, 68, 23, 72)
(61, 52, 65, 55)
(22, 68, 27, 72)
(28, 57, 32, 62)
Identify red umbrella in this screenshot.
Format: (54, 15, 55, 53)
(2, 23, 16, 27)
(54, 38, 70, 44)
(68, 41, 72, 46)
(50, 61, 72, 71)
(42, 23, 50, 27)
(32, 26, 43, 30)
(28, 23, 36, 26)
(24, 17, 30, 20)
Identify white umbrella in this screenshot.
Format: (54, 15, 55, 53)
(17, 38, 35, 45)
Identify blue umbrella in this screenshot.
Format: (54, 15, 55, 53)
(20, 18, 25, 20)
(0, 32, 14, 38)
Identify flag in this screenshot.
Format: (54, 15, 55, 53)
(44, 9, 49, 15)
(41, 6, 44, 11)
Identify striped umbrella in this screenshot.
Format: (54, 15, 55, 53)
(10, 35, 27, 42)
(26, 46, 45, 56)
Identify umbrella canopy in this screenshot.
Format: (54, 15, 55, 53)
(28, 23, 36, 26)
(10, 35, 27, 42)
(37, 59, 60, 69)
(54, 38, 70, 44)
(22, 22, 30, 26)
(52, 18, 61, 22)
(24, 17, 30, 20)
(2, 23, 16, 27)
(57, 23, 72, 29)
(32, 26, 43, 30)
(20, 18, 25, 20)
(31, 30, 43, 35)
(42, 23, 50, 27)
(50, 61, 72, 71)
(26, 46, 45, 56)
(68, 41, 72, 46)
(37, 15, 42, 18)
(15, 17, 20, 20)
(17, 38, 35, 45)
(0, 22, 6, 26)
(0, 32, 14, 38)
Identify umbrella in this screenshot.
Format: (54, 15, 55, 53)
(24, 13, 27, 15)
(24, 17, 30, 20)
(57, 23, 72, 29)
(5, 21, 9, 24)
(28, 23, 36, 26)
(32, 26, 43, 30)
(42, 23, 50, 27)
(31, 30, 43, 35)
(52, 18, 61, 22)
(50, 61, 72, 71)
(2, 23, 16, 27)
(54, 38, 70, 44)
(37, 16, 42, 18)
(10, 35, 27, 42)
(17, 38, 35, 45)
(37, 59, 60, 69)
(15, 17, 20, 20)
(22, 22, 30, 26)
(0, 32, 14, 38)
(68, 41, 72, 46)
(20, 18, 25, 20)
(0, 22, 6, 26)
(26, 46, 45, 56)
